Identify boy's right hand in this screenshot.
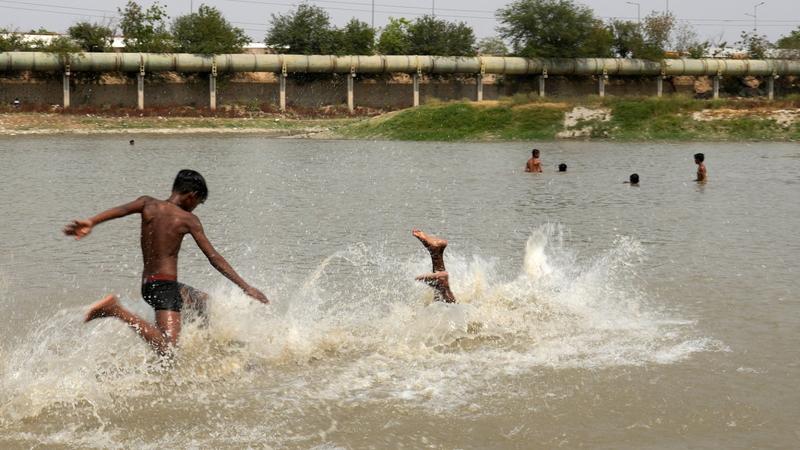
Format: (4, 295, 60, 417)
(63, 219, 93, 240)
(244, 286, 270, 304)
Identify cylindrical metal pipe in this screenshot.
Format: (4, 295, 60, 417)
(2, 52, 800, 76)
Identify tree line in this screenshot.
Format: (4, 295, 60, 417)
(1, 0, 799, 58)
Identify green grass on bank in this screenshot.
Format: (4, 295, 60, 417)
(341, 96, 800, 141)
(344, 101, 567, 141)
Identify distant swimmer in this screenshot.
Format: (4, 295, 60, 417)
(525, 149, 543, 173)
(694, 153, 707, 183)
(625, 173, 639, 185)
(412, 229, 456, 303)
(129, 139, 135, 145)
(63, 170, 269, 355)
(558, 163, 567, 172)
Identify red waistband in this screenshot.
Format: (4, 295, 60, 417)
(143, 273, 178, 283)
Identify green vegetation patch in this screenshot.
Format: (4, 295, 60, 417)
(344, 102, 566, 141)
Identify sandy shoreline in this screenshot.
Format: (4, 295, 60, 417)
(0, 113, 351, 138)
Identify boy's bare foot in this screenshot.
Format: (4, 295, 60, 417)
(412, 228, 448, 252)
(84, 294, 120, 322)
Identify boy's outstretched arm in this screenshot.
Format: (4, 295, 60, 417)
(63, 196, 150, 240)
(189, 217, 270, 304)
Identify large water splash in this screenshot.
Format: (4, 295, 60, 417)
(0, 224, 723, 444)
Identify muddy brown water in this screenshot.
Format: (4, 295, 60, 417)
(0, 136, 798, 448)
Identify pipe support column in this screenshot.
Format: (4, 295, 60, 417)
(412, 73, 420, 107)
(279, 73, 286, 112)
(209, 74, 217, 111)
(767, 75, 775, 100)
(598, 71, 607, 97)
(476, 74, 483, 102)
(713, 75, 720, 100)
(347, 71, 354, 113)
(62, 71, 70, 109)
(657, 77, 663, 97)
(538, 74, 546, 97)
(137, 73, 144, 110)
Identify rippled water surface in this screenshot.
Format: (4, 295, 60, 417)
(0, 136, 798, 448)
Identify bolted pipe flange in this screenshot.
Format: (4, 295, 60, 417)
(350, 65, 356, 78)
(211, 59, 217, 77)
(281, 61, 287, 77)
(542, 68, 548, 79)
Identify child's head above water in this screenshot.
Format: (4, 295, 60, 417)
(630, 173, 639, 184)
(173, 169, 208, 203)
(532, 149, 540, 158)
(694, 153, 705, 163)
(558, 163, 567, 172)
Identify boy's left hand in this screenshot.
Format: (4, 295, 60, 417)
(63, 219, 93, 239)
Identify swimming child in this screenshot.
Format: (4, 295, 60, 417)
(412, 229, 456, 303)
(525, 149, 543, 173)
(694, 153, 707, 183)
(64, 169, 269, 355)
(625, 173, 639, 185)
(558, 163, 567, 172)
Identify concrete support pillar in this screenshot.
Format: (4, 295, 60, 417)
(209, 73, 217, 111)
(279, 73, 286, 112)
(713, 75, 720, 100)
(767, 76, 775, 101)
(137, 73, 145, 110)
(598, 75, 606, 97)
(347, 73, 354, 113)
(62, 72, 70, 109)
(412, 73, 420, 107)
(476, 74, 483, 102)
(656, 77, 663, 97)
(538, 75, 546, 97)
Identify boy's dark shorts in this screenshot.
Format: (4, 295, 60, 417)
(142, 280, 186, 312)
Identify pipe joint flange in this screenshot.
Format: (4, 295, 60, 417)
(772, 70, 779, 80)
(661, 69, 666, 80)
(479, 59, 486, 77)
(350, 65, 356, 78)
(64, 62, 71, 77)
(602, 69, 609, 80)
(211, 60, 218, 77)
(281, 61, 287, 77)
(542, 68, 548, 79)
(715, 70, 722, 79)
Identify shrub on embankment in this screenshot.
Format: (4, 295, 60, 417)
(343, 96, 800, 141)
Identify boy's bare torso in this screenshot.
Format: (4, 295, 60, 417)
(526, 158, 542, 172)
(139, 196, 197, 279)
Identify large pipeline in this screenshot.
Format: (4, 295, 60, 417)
(2, 52, 800, 76)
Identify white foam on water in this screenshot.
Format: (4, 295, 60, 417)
(0, 224, 723, 446)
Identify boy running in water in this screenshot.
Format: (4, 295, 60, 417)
(412, 229, 456, 303)
(64, 170, 269, 355)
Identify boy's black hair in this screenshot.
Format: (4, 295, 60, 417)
(172, 169, 208, 201)
(630, 173, 639, 183)
(532, 149, 540, 156)
(694, 153, 704, 162)
(558, 163, 567, 172)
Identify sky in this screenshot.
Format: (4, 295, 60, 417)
(1, 0, 797, 46)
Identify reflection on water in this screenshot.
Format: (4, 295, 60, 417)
(0, 136, 798, 448)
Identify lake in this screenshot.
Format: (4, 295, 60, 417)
(0, 136, 798, 448)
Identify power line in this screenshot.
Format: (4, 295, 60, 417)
(0, 4, 115, 19)
(0, 0, 116, 14)
(225, 0, 495, 20)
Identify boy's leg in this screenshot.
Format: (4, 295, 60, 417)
(85, 294, 179, 355)
(415, 271, 457, 303)
(179, 283, 208, 315)
(412, 229, 457, 303)
(412, 228, 448, 272)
